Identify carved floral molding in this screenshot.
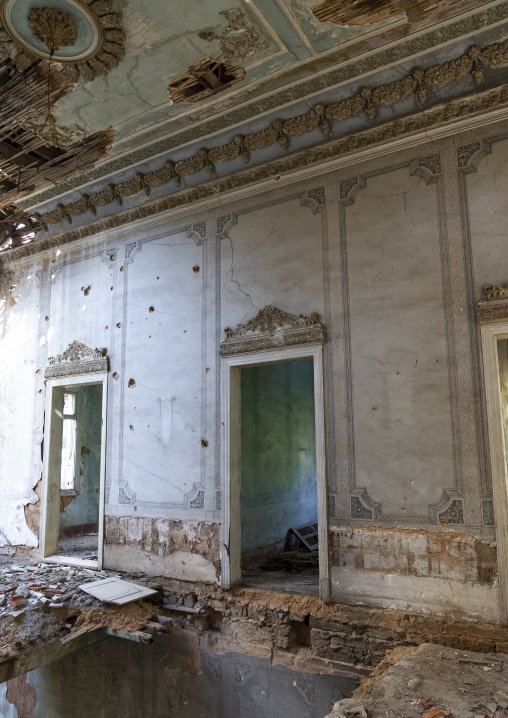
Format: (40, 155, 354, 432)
(3, 82, 506, 264)
(220, 306, 325, 355)
(28, 8, 77, 53)
(477, 283, 508, 323)
(45, 340, 108, 377)
(198, 8, 268, 60)
(30, 36, 508, 231)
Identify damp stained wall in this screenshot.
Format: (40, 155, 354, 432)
(240, 360, 317, 553)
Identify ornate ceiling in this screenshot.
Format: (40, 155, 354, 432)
(1, 0, 495, 155)
(0, 0, 506, 251)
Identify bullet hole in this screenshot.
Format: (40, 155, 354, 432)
(183, 330, 187, 333)
(112, 372, 119, 380)
(81, 285, 91, 296)
(149, 306, 155, 313)
(149, 336, 151, 339)
(371, 407, 377, 411)
(400, 507, 406, 511)
(110, 254, 116, 262)
(128, 378, 136, 388)
(201, 439, 208, 448)
(129, 425, 134, 431)
(116, 322, 121, 328)
(81, 446, 91, 455)
(273, 174, 281, 181)
(105, 325, 109, 330)
(396, 372, 399, 374)
(120, 266, 124, 272)
(410, 479, 415, 484)
(206, 367, 210, 373)
(45, 316, 49, 321)
(403, 496, 408, 500)
(192, 265, 200, 273)
(134, 506, 137, 511)
(36, 369, 41, 374)
(110, 287, 113, 290)
(39, 389, 42, 393)
(156, 276, 159, 280)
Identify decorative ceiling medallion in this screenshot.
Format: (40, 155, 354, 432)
(28, 7, 77, 52)
(1, 0, 124, 80)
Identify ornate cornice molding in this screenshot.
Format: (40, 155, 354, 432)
(45, 340, 108, 377)
(18, 0, 508, 208)
(220, 306, 325, 355)
(28, 37, 508, 232)
(477, 297, 508, 324)
(4, 82, 508, 265)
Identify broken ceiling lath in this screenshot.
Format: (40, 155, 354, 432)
(0, 57, 113, 251)
(168, 57, 245, 104)
(311, 0, 466, 26)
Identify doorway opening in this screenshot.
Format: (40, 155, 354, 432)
(221, 344, 329, 602)
(240, 360, 319, 595)
(40, 373, 107, 569)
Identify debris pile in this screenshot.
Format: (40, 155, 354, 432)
(0, 562, 108, 620)
(324, 644, 508, 718)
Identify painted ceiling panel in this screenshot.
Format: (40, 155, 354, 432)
(54, 0, 293, 139)
(44, 0, 493, 149)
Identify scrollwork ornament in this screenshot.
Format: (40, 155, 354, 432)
(224, 305, 319, 338)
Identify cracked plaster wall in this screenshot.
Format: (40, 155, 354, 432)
(2, 121, 508, 616)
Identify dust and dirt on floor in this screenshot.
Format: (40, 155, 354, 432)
(326, 643, 508, 718)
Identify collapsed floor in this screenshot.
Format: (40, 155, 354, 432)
(1, 549, 508, 716)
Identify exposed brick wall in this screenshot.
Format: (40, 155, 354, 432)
(330, 525, 497, 584)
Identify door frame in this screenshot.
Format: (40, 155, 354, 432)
(220, 343, 329, 602)
(479, 320, 508, 626)
(40, 370, 108, 569)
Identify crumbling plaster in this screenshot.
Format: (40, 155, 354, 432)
(2, 117, 508, 616)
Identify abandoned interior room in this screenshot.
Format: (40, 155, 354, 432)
(5, 1, 508, 717)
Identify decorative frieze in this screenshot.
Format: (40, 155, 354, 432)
(30, 37, 508, 231)
(45, 340, 108, 377)
(5, 83, 508, 264)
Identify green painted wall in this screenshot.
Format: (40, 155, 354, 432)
(60, 383, 102, 532)
(241, 360, 317, 553)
